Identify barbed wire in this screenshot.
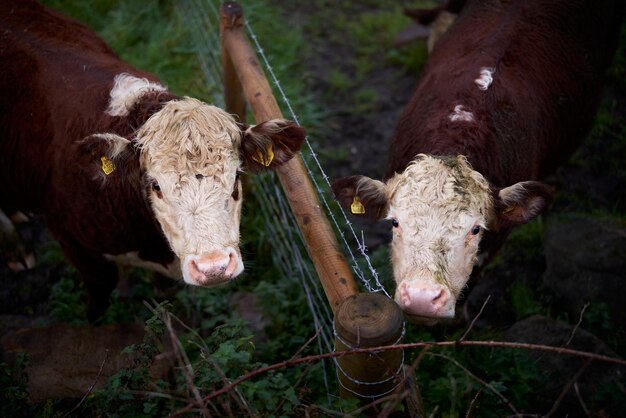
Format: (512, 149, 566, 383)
(243, 19, 389, 296)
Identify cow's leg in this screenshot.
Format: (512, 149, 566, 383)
(0, 209, 35, 271)
(58, 239, 119, 322)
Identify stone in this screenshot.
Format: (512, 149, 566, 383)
(543, 214, 626, 326)
(505, 315, 625, 416)
(0, 322, 170, 403)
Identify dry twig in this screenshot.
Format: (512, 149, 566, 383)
(429, 352, 520, 416)
(459, 295, 491, 342)
(566, 302, 590, 346)
(465, 388, 483, 418)
(545, 358, 592, 417)
(168, 338, 626, 417)
(62, 349, 109, 418)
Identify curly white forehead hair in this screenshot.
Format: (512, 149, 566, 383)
(137, 97, 243, 183)
(386, 154, 492, 220)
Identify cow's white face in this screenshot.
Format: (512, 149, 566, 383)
(332, 154, 553, 324)
(96, 73, 306, 287)
(137, 98, 244, 286)
(384, 156, 492, 321)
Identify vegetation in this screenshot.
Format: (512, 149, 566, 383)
(1, 0, 624, 417)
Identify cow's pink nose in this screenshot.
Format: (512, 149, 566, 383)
(397, 282, 454, 318)
(187, 250, 241, 286)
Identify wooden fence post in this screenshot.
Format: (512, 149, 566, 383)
(334, 293, 405, 403)
(220, 0, 358, 313)
(218, 2, 415, 410)
(220, 1, 246, 122)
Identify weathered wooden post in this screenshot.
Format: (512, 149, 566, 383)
(220, 0, 357, 312)
(335, 293, 405, 402)
(219, 2, 413, 412)
(220, 1, 246, 123)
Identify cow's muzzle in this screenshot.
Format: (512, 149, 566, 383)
(395, 280, 455, 323)
(183, 248, 243, 286)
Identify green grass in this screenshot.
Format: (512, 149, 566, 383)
(305, 1, 433, 115)
(0, 353, 29, 418)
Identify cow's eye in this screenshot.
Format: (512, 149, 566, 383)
(391, 219, 399, 228)
(471, 225, 481, 235)
(151, 181, 163, 199)
(195, 174, 204, 180)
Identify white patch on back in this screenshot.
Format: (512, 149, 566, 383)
(474, 67, 495, 91)
(106, 73, 166, 117)
(104, 251, 182, 279)
(448, 105, 474, 122)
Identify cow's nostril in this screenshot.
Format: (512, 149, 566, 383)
(224, 251, 239, 277)
(431, 288, 448, 309)
(433, 289, 444, 303)
(190, 260, 201, 275)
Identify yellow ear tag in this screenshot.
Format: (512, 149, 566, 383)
(350, 196, 366, 214)
(251, 145, 275, 167)
(101, 156, 115, 175)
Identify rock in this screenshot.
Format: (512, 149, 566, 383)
(0, 322, 170, 403)
(463, 234, 547, 329)
(505, 315, 625, 417)
(0, 314, 53, 336)
(543, 214, 626, 326)
(461, 272, 517, 329)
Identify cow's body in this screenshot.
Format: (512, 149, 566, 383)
(0, 0, 304, 320)
(333, 0, 622, 323)
(389, 0, 620, 183)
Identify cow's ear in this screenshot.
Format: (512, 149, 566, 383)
(331, 175, 389, 221)
(77, 133, 139, 184)
(494, 181, 554, 227)
(240, 119, 305, 172)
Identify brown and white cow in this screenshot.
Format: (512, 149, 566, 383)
(333, 0, 622, 324)
(0, 0, 305, 320)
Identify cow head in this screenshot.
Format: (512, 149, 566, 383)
(332, 154, 553, 324)
(87, 97, 304, 287)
